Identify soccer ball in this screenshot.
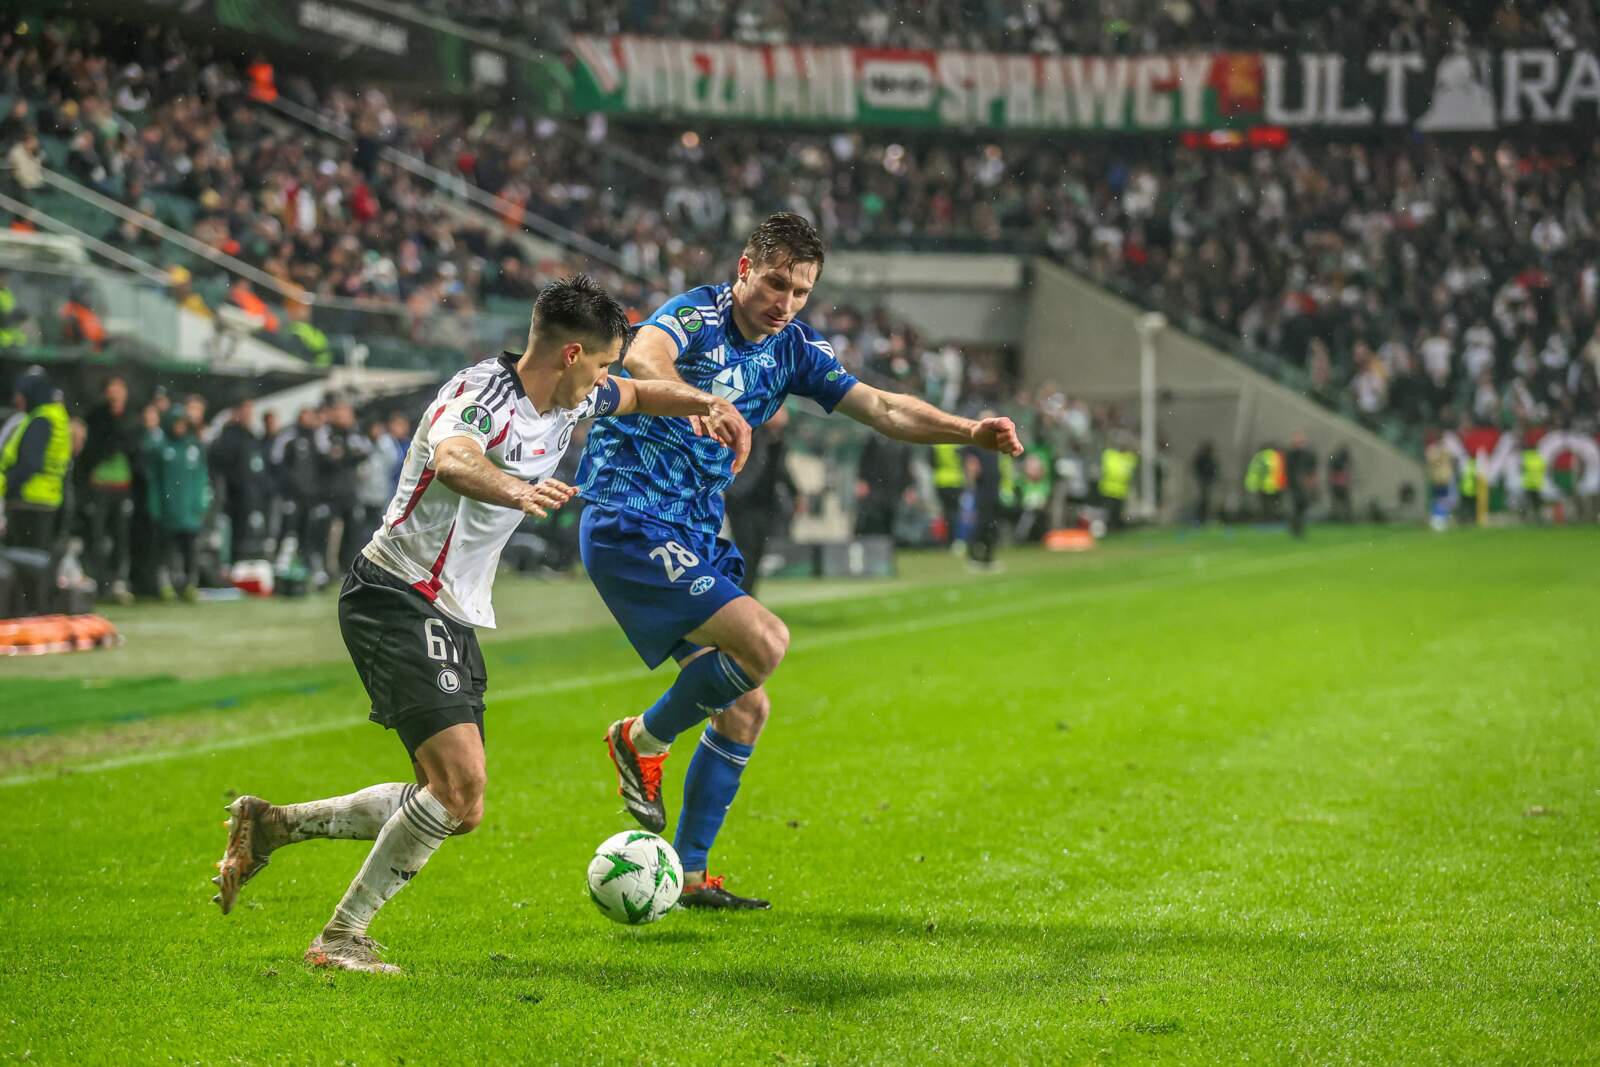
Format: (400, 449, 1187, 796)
(586, 830, 683, 925)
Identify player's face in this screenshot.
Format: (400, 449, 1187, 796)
(734, 257, 819, 337)
(557, 335, 625, 409)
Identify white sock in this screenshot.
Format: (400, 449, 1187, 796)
(328, 786, 459, 937)
(629, 717, 670, 755)
(279, 783, 417, 842)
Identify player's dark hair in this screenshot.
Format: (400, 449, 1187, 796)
(530, 273, 630, 349)
(741, 212, 825, 271)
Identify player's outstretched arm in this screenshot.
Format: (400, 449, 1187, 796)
(835, 382, 1023, 456)
(432, 437, 576, 518)
(614, 378, 753, 473)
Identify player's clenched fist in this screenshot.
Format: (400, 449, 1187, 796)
(972, 416, 1023, 457)
(517, 478, 578, 518)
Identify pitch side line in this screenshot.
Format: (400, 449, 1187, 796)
(0, 537, 1393, 788)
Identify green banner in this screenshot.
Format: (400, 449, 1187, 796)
(567, 35, 1265, 131)
(566, 36, 1600, 134)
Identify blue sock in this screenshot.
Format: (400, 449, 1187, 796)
(675, 727, 753, 872)
(640, 651, 753, 746)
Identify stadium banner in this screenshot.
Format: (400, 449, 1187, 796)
(565, 36, 1600, 133)
(1444, 428, 1600, 505)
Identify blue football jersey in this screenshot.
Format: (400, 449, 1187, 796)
(578, 282, 859, 532)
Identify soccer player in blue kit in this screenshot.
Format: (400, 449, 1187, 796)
(581, 213, 1023, 909)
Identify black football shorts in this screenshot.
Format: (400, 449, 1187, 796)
(338, 556, 487, 757)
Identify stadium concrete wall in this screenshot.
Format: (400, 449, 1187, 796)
(823, 252, 1027, 344)
(1023, 259, 1426, 521)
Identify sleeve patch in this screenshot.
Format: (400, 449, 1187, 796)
(455, 404, 494, 436)
(656, 313, 690, 349)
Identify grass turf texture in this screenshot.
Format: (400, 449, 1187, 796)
(2, 526, 1597, 1064)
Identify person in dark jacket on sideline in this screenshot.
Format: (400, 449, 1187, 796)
(724, 407, 796, 596)
(1192, 439, 1219, 524)
(272, 406, 324, 575)
(315, 400, 372, 576)
(210, 399, 274, 562)
(854, 432, 914, 540)
(77, 375, 140, 601)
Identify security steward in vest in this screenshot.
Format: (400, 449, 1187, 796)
(1457, 455, 1478, 523)
(932, 442, 967, 546)
(1, 368, 71, 550)
(1521, 436, 1547, 524)
(1098, 441, 1137, 531)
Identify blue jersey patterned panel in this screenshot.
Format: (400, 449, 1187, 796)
(577, 282, 859, 533)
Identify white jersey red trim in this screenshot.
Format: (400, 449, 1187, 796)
(362, 353, 617, 628)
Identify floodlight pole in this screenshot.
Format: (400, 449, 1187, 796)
(1135, 312, 1167, 521)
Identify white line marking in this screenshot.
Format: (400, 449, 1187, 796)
(0, 539, 1392, 787)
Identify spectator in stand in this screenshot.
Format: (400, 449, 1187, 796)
(168, 267, 212, 318)
(0, 99, 31, 146)
(5, 130, 43, 206)
(77, 375, 139, 601)
(227, 278, 280, 335)
(59, 289, 108, 351)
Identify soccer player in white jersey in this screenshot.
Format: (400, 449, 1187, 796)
(211, 276, 751, 974)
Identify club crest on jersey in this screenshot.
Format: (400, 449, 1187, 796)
(754, 353, 778, 369)
(457, 404, 493, 435)
(437, 668, 461, 694)
(677, 307, 704, 334)
(689, 575, 716, 596)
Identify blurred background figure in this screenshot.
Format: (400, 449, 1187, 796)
(1097, 436, 1137, 532)
(725, 407, 796, 596)
(210, 400, 273, 562)
(2, 368, 70, 552)
(78, 376, 138, 601)
(1285, 432, 1317, 539)
(1192, 440, 1218, 525)
(964, 413, 1004, 571)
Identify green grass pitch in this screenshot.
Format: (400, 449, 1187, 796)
(2, 526, 1597, 1064)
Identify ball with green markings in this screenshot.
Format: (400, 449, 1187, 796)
(586, 830, 683, 925)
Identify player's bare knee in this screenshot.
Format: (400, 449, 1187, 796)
(738, 617, 788, 681)
(716, 688, 770, 744)
(431, 768, 487, 830)
(741, 686, 771, 729)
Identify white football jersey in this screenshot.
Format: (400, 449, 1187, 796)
(363, 353, 620, 628)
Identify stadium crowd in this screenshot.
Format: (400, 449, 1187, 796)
(8, 15, 1600, 439)
(430, 0, 1597, 54)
